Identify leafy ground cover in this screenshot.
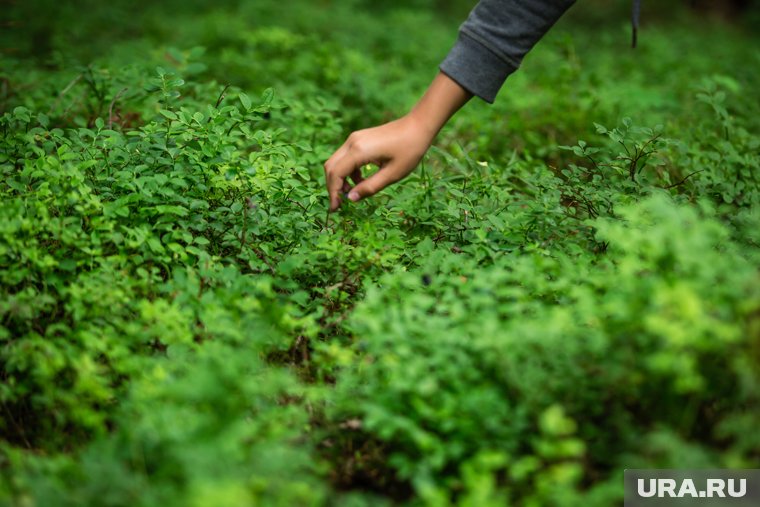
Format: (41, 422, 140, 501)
(1, 0, 759, 505)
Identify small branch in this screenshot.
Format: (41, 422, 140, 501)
(107, 87, 128, 130)
(205, 84, 232, 125)
(252, 247, 276, 274)
(288, 198, 324, 229)
(585, 153, 600, 173)
(291, 335, 310, 364)
(1, 401, 33, 449)
(629, 157, 637, 182)
(323, 206, 332, 232)
(639, 134, 662, 153)
(618, 139, 631, 157)
(225, 120, 241, 137)
(198, 276, 206, 299)
(324, 248, 387, 295)
(237, 197, 276, 273)
(661, 169, 704, 189)
(47, 73, 82, 115)
(215, 84, 231, 108)
(239, 197, 252, 255)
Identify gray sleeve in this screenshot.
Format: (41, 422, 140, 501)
(440, 0, 576, 103)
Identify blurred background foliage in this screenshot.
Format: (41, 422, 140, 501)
(1, 0, 759, 506)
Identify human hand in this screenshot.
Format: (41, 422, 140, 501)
(323, 72, 472, 212)
(323, 114, 435, 211)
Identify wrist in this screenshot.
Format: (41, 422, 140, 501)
(403, 109, 440, 145)
(407, 71, 472, 142)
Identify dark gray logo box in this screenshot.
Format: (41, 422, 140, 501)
(625, 470, 760, 506)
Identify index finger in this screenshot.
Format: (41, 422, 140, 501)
(324, 150, 363, 212)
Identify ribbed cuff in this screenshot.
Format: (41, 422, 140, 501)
(439, 31, 518, 104)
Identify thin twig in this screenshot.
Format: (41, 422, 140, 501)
(1, 401, 32, 449)
(107, 87, 128, 130)
(287, 198, 324, 229)
(252, 247, 276, 273)
(661, 169, 704, 189)
(47, 73, 82, 115)
(324, 248, 387, 294)
(323, 206, 332, 232)
(205, 84, 232, 125)
(215, 84, 231, 108)
(239, 200, 248, 255)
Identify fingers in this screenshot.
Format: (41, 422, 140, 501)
(348, 162, 403, 202)
(342, 168, 364, 193)
(324, 143, 349, 211)
(325, 129, 413, 210)
(324, 141, 349, 170)
(350, 167, 364, 186)
(325, 162, 346, 211)
(324, 132, 372, 211)
(325, 152, 363, 211)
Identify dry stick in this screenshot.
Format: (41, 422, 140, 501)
(107, 87, 128, 130)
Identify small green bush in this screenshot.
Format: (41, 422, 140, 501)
(1, 1, 759, 505)
(323, 194, 759, 506)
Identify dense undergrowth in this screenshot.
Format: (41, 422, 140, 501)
(1, 0, 759, 505)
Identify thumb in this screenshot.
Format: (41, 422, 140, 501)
(347, 163, 403, 202)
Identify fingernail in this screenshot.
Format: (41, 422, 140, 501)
(347, 191, 360, 202)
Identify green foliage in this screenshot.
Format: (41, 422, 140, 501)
(1, 1, 759, 506)
(323, 194, 759, 506)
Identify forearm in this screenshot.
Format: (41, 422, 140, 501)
(440, 0, 577, 103)
(324, 1, 578, 210)
(407, 71, 473, 141)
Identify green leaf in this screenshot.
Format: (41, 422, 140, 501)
(159, 109, 178, 120)
(154, 205, 189, 216)
(260, 88, 274, 106)
(13, 106, 31, 122)
(239, 92, 252, 111)
(147, 237, 164, 253)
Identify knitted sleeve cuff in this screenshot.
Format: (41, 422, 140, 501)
(439, 31, 519, 104)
